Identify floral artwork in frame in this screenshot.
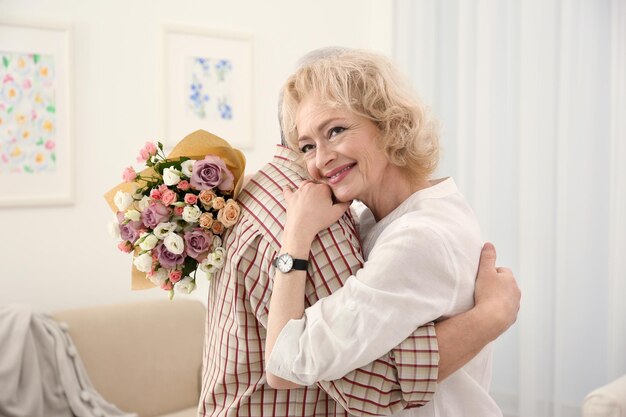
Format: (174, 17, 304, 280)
(188, 57, 234, 121)
(165, 29, 253, 149)
(0, 24, 72, 206)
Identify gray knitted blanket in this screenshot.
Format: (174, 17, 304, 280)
(0, 304, 137, 417)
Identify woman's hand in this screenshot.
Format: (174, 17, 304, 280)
(473, 242, 521, 338)
(283, 181, 351, 242)
(265, 180, 349, 390)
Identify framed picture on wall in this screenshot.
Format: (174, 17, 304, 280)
(164, 28, 253, 149)
(0, 23, 73, 207)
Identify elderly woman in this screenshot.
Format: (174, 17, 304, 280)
(265, 49, 503, 417)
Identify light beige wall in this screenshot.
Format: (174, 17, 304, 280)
(0, 0, 392, 311)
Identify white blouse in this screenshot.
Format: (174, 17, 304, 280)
(267, 178, 501, 417)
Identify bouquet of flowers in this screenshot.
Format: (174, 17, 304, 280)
(105, 131, 245, 299)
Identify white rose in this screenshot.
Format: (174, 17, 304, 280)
(148, 268, 168, 286)
(137, 196, 151, 212)
(212, 235, 222, 250)
(211, 247, 226, 268)
(124, 209, 141, 222)
(164, 233, 185, 255)
(182, 205, 202, 223)
(153, 222, 178, 239)
(181, 160, 195, 177)
(162, 167, 182, 186)
(139, 234, 158, 251)
(133, 253, 153, 273)
(114, 191, 133, 212)
(136, 231, 149, 245)
(107, 218, 120, 239)
(174, 276, 196, 294)
(200, 260, 218, 274)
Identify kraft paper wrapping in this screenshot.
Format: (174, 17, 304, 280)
(104, 129, 246, 290)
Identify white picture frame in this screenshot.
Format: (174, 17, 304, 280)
(0, 23, 73, 207)
(164, 27, 253, 149)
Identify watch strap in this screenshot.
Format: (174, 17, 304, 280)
(291, 258, 308, 271)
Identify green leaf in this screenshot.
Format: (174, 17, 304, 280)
(23, 165, 33, 173)
(51, 153, 56, 162)
(154, 157, 188, 173)
(2, 56, 8, 69)
(33, 54, 40, 64)
(46, 105, 56, 113)
(182, 257, 197, 278)
(6, 106, 13, 114)
(36, 138, 44, 146)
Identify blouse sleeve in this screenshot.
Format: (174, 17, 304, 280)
(266, 220, 461, 385)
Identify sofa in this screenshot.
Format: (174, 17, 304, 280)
(51, 299, 205, 417)
(582, 374, 626, 417)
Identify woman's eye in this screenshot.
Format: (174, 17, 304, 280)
(300, 144, 315, 153)
(329, 126, 346, 138)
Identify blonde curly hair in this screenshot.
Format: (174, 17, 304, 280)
(280, 49, 440, 181)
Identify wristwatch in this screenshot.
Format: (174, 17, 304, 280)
(273, 253, 309, 273)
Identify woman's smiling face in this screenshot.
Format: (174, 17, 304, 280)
(295, 95, 394, 204)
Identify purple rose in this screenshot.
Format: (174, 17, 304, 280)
(117, 211, 142, 244)
(190, 156, 235, 191)
(141, 202, 171, 229)
(184, 229, 212, 261)
(155, 242, 185, 269)
(119, 222, 141, 244)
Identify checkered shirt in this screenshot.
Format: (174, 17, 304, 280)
(199, 146, 438, 417)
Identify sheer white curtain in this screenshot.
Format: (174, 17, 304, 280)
(393, 1, 626, 416)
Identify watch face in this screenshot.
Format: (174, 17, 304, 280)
(276, 254, 293, 273)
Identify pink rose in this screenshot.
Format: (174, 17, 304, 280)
(174, 206, 184, 216)
(150, 189, 162, 200)
(44, 140, 55, 150)
(136, 142, 157, 163)
(168, 270, 182, 283)
(122, 167, 137, 182)
(177, 180, 190, 191)
(137, 148, 150, 163)
(161, 189, 177, 206)
(117, 241, 133, 253)
(184, 193, 198, 205)
(144, 142, 157, 156)
(161, 281, 173, 291)
(158, 184, 169, 193)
